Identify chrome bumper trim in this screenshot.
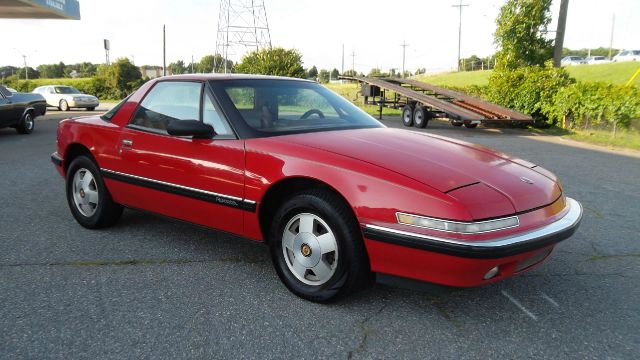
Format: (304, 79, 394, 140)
(363, 198, 582, 259)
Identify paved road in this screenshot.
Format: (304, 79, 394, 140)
(1, 113, 638, 359)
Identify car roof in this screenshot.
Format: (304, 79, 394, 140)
(154, 74, 315, 82)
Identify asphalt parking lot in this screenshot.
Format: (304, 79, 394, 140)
(1, 111, 639, 359)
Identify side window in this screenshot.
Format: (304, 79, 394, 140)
(203, 92, 234, 137)
(130, 81, 202, 132)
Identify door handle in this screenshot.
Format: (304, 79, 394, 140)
(121, 139, 133, 147)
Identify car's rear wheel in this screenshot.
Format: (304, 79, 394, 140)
(401, 105, 414, 126)
(16, 111, 34, 134)
(66, 156, 123, 229)
(59, 100, 70, 111)
(465, 123, 479, 128)
(451, 119, 463, 127)
(269, 189, 371, 302)
(413, 106, 429, 128)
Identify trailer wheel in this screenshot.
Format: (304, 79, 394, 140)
(450, 120, 463, 127)
(401, 105, 414, 127)
(413, 106, 429, 128)
(464, 123, 479, 128)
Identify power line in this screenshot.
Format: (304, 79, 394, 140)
(452, 0, 469, 71)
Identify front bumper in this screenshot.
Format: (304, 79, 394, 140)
(51, 152, 65, 177)
(363, 197, 582, 286)
(68, 100, 99, 108)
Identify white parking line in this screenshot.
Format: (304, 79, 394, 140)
(541, 292, 560, 308)
(501, 290, 538, 321)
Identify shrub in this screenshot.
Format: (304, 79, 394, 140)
(547, 82, 640, 136)
(3, 77, 112, 99)
(486, 63, 574, 125)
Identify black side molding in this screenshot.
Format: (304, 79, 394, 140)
(100, 169, 257, 212)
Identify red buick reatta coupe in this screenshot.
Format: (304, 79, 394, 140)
(52, 75, 582, 302)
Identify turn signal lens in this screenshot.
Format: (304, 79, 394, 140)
(396, 213, 519, 234)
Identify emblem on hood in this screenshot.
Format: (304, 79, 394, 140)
(520, 176, 535, 185)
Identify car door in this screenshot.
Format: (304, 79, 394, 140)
(0, 87, 20, 126)
(106, 80, 247, 234)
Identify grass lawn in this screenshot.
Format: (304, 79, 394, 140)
(534, 126, 640, 151)
(415, 62, 640, 87)
(325, 83, 401, 117)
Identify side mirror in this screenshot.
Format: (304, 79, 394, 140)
(167, 120, 215, 139)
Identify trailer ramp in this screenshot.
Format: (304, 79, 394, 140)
(338, 75, 532, 128)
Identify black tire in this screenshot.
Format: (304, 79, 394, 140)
(59, 100, 70, 111)
(87, 107, 96, 111)
(450, 120, 463, 127)
(66, 156, 123, 229)
(15, 111, 35, 134)
(401, 105, 414, 126)
(268, 189, 371, 302)
(413, 106, 429, 128)
(464, 123, 479, 128)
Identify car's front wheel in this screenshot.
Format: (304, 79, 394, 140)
(16, 111, 34, 134)
(269, 189, 371, 302)
(59, 100, 70, 111)
(66, 156, 123, 229)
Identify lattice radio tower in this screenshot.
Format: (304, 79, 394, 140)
(214, 0, 272, 73)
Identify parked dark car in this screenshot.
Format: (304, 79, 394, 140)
(0, 85, 47, 134)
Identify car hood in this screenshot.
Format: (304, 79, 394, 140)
(280, 128, 561, 213)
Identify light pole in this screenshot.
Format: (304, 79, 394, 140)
(452, 0, 469, 71)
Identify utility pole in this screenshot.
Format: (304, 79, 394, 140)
(553, 0, 569, 67)
(341, 44, 344, 75)
(452, 1, 469, 72)
(608, 14, 615, 59)
(163, 25, 167, 76)
(351, 51, 356, 74)
(22, 55, 28, 80)
(401, 41, 409, 77)
(191, 55, 195, 73)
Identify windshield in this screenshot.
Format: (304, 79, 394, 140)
(219, 79, 383, 136)
(55, 86, 81, 94)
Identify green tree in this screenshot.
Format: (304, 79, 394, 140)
(198, 54, 233, 73)
(494, 0, 553, 70)
(168, 60, 186, 75)
(37, 62, 64, 78)
(97, 58, 143, 99)
(318, 69, 330, 83)
(307, 65, 318, 79)
(330, 68, 339, 80)
(235, 47, 305, 78)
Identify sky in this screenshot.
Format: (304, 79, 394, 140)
(1, 0, 638, 74)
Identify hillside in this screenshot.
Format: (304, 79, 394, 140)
(415, 62, 640, 87)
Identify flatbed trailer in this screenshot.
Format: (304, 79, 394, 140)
(338, 75, 533, 129)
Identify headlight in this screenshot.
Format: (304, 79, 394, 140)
(396, 212, 519, 234)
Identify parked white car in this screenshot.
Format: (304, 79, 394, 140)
(585, 56, 610, 64)
(613, 50, 640, 62)
(32, 85, 99, 111)
(561, 56, 586, 66)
